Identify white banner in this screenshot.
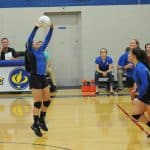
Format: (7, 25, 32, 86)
(0, 67, 30, 92)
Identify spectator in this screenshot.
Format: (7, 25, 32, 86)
(0, 38, 17, 60)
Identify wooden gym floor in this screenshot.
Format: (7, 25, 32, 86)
(0, 89, 150, 150)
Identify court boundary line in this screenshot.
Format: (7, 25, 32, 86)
(0, 141, 72, 150)
(50, 93, 129, 98)
(117, 104, 150, 137)
(0, 93, 130, 99)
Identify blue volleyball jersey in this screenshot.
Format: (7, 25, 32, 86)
(133, 62, 150, 100)
(27, 26, 53, 75)
(95, 56, 113, 71)
(118, 51, 134, 78)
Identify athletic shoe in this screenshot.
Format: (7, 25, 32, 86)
(31, 124, 43, 137)
(39, 120, 48, 131)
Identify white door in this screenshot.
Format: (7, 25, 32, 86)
(46, 13, 81, 86)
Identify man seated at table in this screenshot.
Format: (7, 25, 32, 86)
(0, 38, 17, 60)
(95, 48, 114, 94)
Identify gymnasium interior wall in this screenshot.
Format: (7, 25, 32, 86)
(0, 4, 150, 83)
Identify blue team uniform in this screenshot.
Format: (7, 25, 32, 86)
(118, 51, 134, 78)
(26, 26, 53, 89)
(133, 62, 150, 104)
(27, 26, 53, 75)
(95, 56, 114, 87)
(118, 51, 134, 87)
(95, 56, 113, 71)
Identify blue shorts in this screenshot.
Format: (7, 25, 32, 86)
(126, 77, 134, 88)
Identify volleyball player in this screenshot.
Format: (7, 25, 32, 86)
(130, 48, 150, 137)
(26, 23, 53, 137)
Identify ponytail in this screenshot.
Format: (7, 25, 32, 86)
(132, 48, 150, 70)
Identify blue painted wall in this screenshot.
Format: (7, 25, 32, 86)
(0, 0, 149, 8)
(141, 0, 150, 4)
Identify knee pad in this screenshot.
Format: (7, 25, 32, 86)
(34, 101, 42, 109)
(43, 100, 51, 107)
(132, 114, 142, 120)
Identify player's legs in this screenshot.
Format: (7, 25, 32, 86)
(117, 67, 124, 90)
(31, 88, 43, 137)
(132, 98, 147, 123)
(40, 86, 51, 131)
(107, 72, 114, 93)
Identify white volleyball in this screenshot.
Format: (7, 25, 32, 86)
(38, 15, 51, 27)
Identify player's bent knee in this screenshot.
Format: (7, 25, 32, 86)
(43, 100, 51, 107)
(34, 101, 42, 109)
(132, 114, 142, 120)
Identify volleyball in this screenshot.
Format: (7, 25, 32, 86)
(38, 15, 51, 27)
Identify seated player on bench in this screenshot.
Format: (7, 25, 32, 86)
(94, 48, 114, 94)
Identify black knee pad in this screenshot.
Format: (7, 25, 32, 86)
(43, 100, 51, 107)
(147, 121, 150, 127)
(132, 114, 142, 120)
(34, 101, 42, 109)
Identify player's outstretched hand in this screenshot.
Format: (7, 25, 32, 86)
(50, 23, 53, 28)
(35, 22, 42, 28)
